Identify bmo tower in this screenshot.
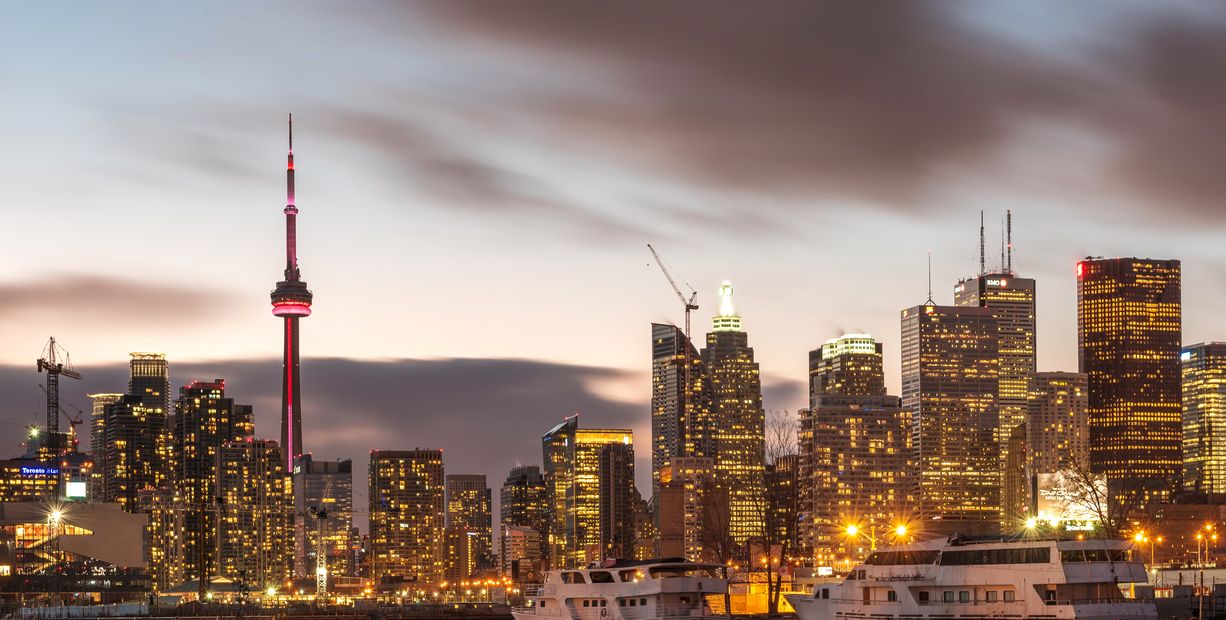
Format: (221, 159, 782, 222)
(271, 115, 313, 472)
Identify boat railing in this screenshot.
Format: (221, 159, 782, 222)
(1043, 598, 1154, 606)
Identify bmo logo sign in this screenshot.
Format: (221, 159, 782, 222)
(987, 278, 1008, 287)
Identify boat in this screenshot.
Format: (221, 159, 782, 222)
(513, 558, 728, 620)
(785, 535, 1157, 619)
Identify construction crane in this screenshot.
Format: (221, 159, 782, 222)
(646, 244, 699, 452)
(37, 337, 82, 455)
(38, 384, 84, 451)
(309, 477, 334, 599)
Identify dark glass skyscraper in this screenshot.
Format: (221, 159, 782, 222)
(500, 465, 549, 562)
(955, 274, 1036, 469)
(1077, 257, 1181, 499)
(446, 474, 492, 572)
(901, 303, 1000, 535)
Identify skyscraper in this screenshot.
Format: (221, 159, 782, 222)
(954, 273, 1036, 469)
(800, 334, 911, 562)
(294, 455, 355, 579)
(542, 416, 634, 568)
(500, 465, 549, 566)
(171, 380, 254, 584)
(87, 392, 122, 499)
(95, 353, 171, 512)
(901, 304, 1000, 535)
(1027, 372, 1089, 476)
(271, 116, 313, 473)
(446, 474, 492, 574)
(598, 440, 637, 560)
(651, 323, 708, 500)
(369, 449, 445, 584)
(1077, 257, 1181, 500)
(1181, 343, 1226, 497)
(700, 281, 765, 545)
(216, 439, 293, 589)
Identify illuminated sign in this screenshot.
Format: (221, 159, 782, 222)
(986, 278, 1007, 287)
(20, 466, 59, 476)
(1182, 351, 1193, 362)
(1035, 471, 1104, 528)
(65, 481, 87, 498)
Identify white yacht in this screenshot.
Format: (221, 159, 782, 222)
(514, 558, 727, 620)
(786, 536, 1157, 620)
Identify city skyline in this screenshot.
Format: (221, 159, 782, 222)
(5, 1, 1226, 536)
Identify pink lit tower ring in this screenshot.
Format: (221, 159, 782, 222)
(271, 114, 313, 472)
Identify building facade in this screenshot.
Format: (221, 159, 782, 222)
(955, 274, 1036, 477)
(1182, 343, 1226, 497)
(368, 449, 445, 584)
(96, 354, 171, 512)
(171, 380, 254, 586)
(1077, 258, 1181, 500)
(446, 474, 492, 576)
(293, 455, 354, 579)
(700, 281, 766, 545)
(597, 440, 637, 560)
(656, 456, 723, 562)
(216, 439, 292, 589)
(500, 465, 549, 567)
(542, 416, 634, 568)
(801, 333, 911, 563)
(901, 304, 1000, 535)
(651, 323, 709, 501)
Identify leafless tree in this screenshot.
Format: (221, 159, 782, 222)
(698, 493, 735, 618)
(747, 410, 799, 615)
(1049, 454, 1148, 538)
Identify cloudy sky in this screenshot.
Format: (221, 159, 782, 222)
(3, 2, 1226, 512)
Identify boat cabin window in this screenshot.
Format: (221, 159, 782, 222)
(865, 550, 940, 565)
(943, 591, 954, 603)
(618, 569, 641, 582)
(649, 566, 718, 579)
(820, 588, 830, 600)
(1003, 591, 1015, 602)
(985, 591, 998, 602)
(886, 590, 897, 602)
(540, 601, 546, 608)
(959, 591, 970, 603)
(918, 591, 929, 603)
(561, 572, 587, 584)
(939, 547, 1050, 565)
(640, 598, 647, 606)
(590, 571, 615, 584)
(844, 570, 856, 581)
(1060, 548, 1131, 562)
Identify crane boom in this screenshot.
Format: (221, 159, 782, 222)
(647, 244, 698, 309)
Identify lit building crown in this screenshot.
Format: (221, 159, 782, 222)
(711, 279, 742, 332)
(821, 333, 878, 359)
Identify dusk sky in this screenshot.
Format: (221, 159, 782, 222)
(4, 2, 1226, 509)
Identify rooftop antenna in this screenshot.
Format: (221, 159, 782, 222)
(1006, 209, 1013, 275)
(979, 211, 985, 276)
(926, 250, 934, 305)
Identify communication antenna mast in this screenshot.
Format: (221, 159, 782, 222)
(979, 211, 985, 276)
(1006, 209, 1014, 275)
(647, 244, 699, 454)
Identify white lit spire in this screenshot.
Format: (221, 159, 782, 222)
(712, 279, 742, 332)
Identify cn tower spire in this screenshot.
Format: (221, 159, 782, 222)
(272, 113, 313, 473)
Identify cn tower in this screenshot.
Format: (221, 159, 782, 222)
(271, 114, 313, 473)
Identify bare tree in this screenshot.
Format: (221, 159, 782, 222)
(748, 410, 799, 616)
(698, 492, 735, 618)
(1048, 454, 1148, 538)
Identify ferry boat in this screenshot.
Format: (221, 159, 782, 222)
(785, 536, 1157, 620)
(514, 558, 727, 620)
